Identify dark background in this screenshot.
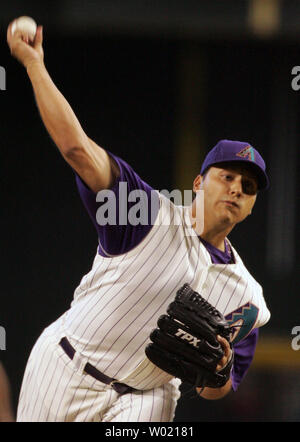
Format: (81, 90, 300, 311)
(0, 0, 300, 421)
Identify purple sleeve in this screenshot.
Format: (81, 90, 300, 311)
(231, 328, 259, 391)
(75, 152, 159, 256)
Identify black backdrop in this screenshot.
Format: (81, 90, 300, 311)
(1, 23, 300, 421)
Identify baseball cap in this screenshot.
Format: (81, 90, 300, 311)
(200, 140, 269, 190)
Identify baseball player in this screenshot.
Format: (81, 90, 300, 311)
(7, 23, 270, 422)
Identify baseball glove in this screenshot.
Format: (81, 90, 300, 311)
(145, 283, 233, 388)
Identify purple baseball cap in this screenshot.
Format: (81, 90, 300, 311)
(200, 140, 269, 190)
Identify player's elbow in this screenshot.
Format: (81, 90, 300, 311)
(62, 144, 86, 159)
(58, 128, 90, 157)
(62, 143, 95, 170)
(61, 145, 91, 177)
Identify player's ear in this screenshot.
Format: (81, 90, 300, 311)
(193, 175, 203, 193)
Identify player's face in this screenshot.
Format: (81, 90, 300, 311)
(194, 164, 258, 228)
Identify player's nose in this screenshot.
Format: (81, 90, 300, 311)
(229, 176, 243, 196)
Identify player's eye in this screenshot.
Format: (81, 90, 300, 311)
(222, 173, 233, 181)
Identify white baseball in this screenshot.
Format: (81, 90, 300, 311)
(11, 16, 37, 41)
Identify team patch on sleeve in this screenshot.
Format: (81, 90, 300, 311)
(225, 302, 259, 344)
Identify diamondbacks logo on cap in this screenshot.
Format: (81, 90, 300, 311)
(236, 145, 255, 162)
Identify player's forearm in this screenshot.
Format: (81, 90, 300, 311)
(26, 61, 89, 154)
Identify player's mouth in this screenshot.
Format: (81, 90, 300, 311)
(222, 200, 239, 209)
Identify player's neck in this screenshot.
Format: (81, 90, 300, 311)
(200, 216, 235, 250)
(199, 230, 229, 251)
(188, 205, 234, 251)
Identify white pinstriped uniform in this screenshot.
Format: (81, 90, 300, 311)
(17, 193, 270, 422)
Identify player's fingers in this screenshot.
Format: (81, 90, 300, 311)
(216, 358, 226, 372)
(7, 22, 18, 44)
(34, 25, 43, 48)
(216, 351, 232, 371)
(7, 22, 25, 45)
(6, 21, 21, 38)
(217, 335, 230, 352)
(7, 22, 12, 41)
(216, 335, 231, 371)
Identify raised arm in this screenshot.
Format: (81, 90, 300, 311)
(7, 21, 118, 193)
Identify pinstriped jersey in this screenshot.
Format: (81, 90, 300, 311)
(60, 188, 270, 383)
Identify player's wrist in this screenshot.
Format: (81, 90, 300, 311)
(26, 58, 44, 74)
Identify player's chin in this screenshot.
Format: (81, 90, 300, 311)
(219, 208, 238, 224)
(222, 205, 247, 224)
